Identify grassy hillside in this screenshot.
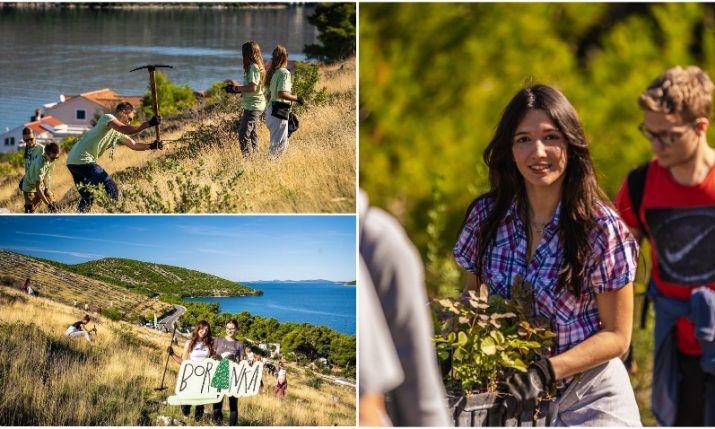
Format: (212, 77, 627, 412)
(0, 59, 355, 214)
(0, 287, 356, 426)
(0, 250, 171, 320)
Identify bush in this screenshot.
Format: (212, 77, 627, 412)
(141, 71, 196, 118)
(293, 62, 328, 111)
(60, 136, 79, 154)
(306, 376, 323, 390)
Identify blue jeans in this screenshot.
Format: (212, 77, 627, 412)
(67, 163, 119, 212)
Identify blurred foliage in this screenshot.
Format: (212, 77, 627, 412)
(304, 3, 356, 63)
(141, 71, 196, 118)
(293, 62, 329, 110)
(360, 3, 715, 295)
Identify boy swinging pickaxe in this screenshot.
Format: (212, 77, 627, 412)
(130, 64, 174, 148)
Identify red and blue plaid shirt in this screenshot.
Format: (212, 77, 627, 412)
(454, 196, 638, 355)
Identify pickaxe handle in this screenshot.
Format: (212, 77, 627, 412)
(157, 324, 177, 391)
(148, 69, 161, 143)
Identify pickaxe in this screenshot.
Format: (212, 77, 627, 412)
(156, 324, 178, 391)
(130, 64, 173, 147)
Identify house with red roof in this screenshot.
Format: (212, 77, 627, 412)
(43, 88, 143, 129)
(0, 116, 74, 154)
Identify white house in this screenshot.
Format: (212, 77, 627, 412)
(44, 88, 143, 129)
(0, 116, 67, 154)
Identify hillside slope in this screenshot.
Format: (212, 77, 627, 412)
(64, 257, 259, 297)
(0, 250, 171, 319)
(0, 287, 355, 426)
(0, 59, 355, 214)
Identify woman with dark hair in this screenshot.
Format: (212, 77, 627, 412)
(211, 319, 245, 425)
(453, 84, 641, 425)
(224, 41, 266, 157)
(168, 320, 215, 422)
(265, 45, 304, 158)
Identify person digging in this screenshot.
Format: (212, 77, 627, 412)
(65, 102, 161, 212)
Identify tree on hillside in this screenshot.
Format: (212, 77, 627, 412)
(304, 3, 356, 63)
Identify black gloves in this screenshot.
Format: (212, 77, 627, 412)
(149, 140, 164, 150)
(503, 358, 555, 417)
(224, 84, 241, 94)
(167, 346, 175, 356)
(48, 202, 59, 213)
(147, 116, 161, 127)
(296, 95, 305, 106)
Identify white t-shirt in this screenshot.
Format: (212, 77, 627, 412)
(188, 340, 210, 360)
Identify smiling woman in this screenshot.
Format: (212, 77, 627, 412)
(453, 84, 641, 425)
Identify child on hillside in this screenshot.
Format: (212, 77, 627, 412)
(20, 142, 60, 213)
(273, 360, 287, 398)
(224, 41, 267, 157)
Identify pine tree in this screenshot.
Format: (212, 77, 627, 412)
(211, 358, 230, 390)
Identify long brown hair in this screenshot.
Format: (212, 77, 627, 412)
(242, 41, 266, 88)
(471, 84, 607, 297)
(188, 320, 214, 356)
(266, 45, 289, 88)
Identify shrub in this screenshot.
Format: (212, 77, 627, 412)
(293, 62, 328, 110)
(60, 136, 79, 154)
(141, 71, 196, 118)
(306, 376, 323, 390)
(304, 3, 356, 63)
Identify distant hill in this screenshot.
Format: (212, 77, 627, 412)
(0, 250, 171, 320)
(49, 257, 262, 298)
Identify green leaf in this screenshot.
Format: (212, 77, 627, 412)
(457, 331, 468, 346)
(480, 337, 497, 355)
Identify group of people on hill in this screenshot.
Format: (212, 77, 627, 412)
(18, 41, 304, 213)
(361, 64, 715, 427)
(166, 319, 289, 424)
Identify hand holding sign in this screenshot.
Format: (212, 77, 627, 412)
(167, 358, 263, 406)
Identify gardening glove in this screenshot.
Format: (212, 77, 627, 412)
(149, 140, 164, 150)
(296, 95, 306, 106)
(47, 202, 59, 213)
(147, 116, 161, 127)
(167, 346, 175, 356)
(224, 84, 240, 94)
(502, 357, 554, 418)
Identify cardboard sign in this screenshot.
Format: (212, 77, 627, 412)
(167, 359, 263, 405)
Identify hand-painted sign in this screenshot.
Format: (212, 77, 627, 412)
(167, 358, 263, 405)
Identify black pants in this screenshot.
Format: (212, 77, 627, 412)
(181, 405, 204, 421)
(213, 396, 238, 425)
(674, 352, 715, 426)
(67, 163, 119, 212)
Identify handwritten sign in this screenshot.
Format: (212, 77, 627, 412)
(167, 359, 263, 405)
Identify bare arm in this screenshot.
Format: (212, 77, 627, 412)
(549, 283, 633, 380)
(119, 137, 153, 151)
(278, 91, 300, 102)
(108, 118, 152, 135)
(465, 272, 479, 292)
(35, 180, 52, 207)
(223, 79, 257, 93)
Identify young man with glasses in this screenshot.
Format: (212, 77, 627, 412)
(21, 142, 61, 213)
(65, 101, 161, 212)
(615, 65, 715, 426)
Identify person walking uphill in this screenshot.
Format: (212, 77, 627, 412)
(66, 102, 161, 212)
(614, 65, 715, 427)
(265, 45, 305, 158)
(224, 41, 266, 157)
(454, 85, 641, 426)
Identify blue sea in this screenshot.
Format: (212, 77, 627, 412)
(184, 281, 356, 335)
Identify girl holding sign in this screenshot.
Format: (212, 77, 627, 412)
(168, 320, 215, 422)
(212, 319, 245, 425)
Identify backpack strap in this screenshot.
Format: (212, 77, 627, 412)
(626, 161, 650, 239)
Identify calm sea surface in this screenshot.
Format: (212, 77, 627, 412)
(184, 281, 356, 335)
(0, 5, 318, 131)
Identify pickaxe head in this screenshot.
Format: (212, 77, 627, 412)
(130, 64, 174, 73)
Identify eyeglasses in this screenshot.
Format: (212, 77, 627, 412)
(23, 138, 35, 143)
(638, 121, 697, 147)
(45, 154, 59, 161)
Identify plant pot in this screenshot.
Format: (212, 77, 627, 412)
(447, 393, 554, 427)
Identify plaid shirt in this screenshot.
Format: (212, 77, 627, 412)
(454, 196, 638, 354)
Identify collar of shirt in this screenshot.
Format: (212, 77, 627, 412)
(502, 199, 562, 249)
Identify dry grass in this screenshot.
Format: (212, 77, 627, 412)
(0, 287, 356, 426)
(0, 59, 356, 214)
(0, 250, 171, 318)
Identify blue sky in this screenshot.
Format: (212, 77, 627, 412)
(0, 216, 356, 282)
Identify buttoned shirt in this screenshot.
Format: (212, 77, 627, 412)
(454, 196, 638, 354)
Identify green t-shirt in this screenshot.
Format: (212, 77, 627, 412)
(241, 63, 266, 112)
(24, 144, 44, 173)
(66, 114, 126, 165)
(269, 68, 292, 104)
(22, 153, 54, 192)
